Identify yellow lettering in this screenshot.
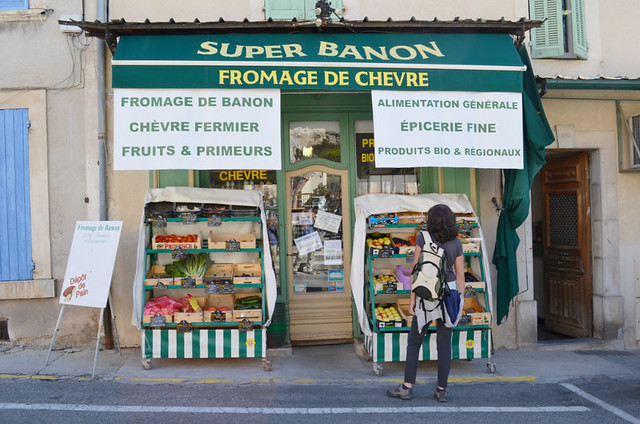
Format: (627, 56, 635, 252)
(282, 44, 306, 58)
(197, 41, 218, 55)
(339, 44, 364, 60)
(244, 46, 265, 59)
(318, 41, 339, 57)
(414, 42, 445, 58)
(362, 46, 388, 61)
(389, 45, 417, 60)
(264, 45, 283, 58)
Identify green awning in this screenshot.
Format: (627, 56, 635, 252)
(492, 45, 555, 324)
(112, 33, 525, 92)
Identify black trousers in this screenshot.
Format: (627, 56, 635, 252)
(403, 317, 453, 389)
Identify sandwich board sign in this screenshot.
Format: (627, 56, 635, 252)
(47, 221, 123, 376)
(58, 221, 123, 307)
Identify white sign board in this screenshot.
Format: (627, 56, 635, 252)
(114, 89, 281, 170)
(314, 210, 342, 234)
(294, 231, 323, 256)
(59, 221, 122, 308)
(372, 90, 523, 169)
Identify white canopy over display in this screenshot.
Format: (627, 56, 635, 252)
(350, 193, 494, 336)
(132, 186, 277, 329)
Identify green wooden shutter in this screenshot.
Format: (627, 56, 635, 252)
(265, 0, 342, 20)
(571, 0, 588, 59)
(265, 0, 308, 20)
(529, 0, 564, 58)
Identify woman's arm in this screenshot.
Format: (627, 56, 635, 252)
(455, 254, 465, 292)
(408, 244, 422, 315)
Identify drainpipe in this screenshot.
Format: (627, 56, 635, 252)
(96, 0, 113, 349)
(97, 0, 106, 221)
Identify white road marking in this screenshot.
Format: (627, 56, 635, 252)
(0, 403, 589, 414)
(561, 383, 640, 424)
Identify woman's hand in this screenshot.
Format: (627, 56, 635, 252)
(409, 292, 416, 315)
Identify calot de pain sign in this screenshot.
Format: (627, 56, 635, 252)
(59, 221, 122, 308)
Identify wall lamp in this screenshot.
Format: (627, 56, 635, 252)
(315, 0, 342, 27)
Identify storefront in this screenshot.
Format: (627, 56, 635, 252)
(78, 19, 547, 348)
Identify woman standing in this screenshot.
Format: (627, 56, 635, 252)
(387, 204, 465, 402)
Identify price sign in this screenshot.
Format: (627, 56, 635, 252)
(205, 280, 234, 294)
(181, 213, 198, 224)
(226, 239, 241, 252)
(382, 282, 398, 293)
(207, 215, 222, 227)
(150, 314, 167, 327)
(176, 320, 193, 333)
(180, 276, 196, 288)
(238, 318, 253, 331)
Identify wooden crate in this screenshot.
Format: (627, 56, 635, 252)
(144, 265, 174, 287)
(203, 309, 233, 322)
(173, 311, 204, 323)
(396, 298, 413, 328)
(463, 297, 491, 325)
(205, 263, 234, 278)
(232, 309, 263, 322)
(206, 294, 234, 310)
(208, 232, 256, 249)
(396, 211, 426, 224)
(152, 235, 201, 250)
(143, 314, 173, 324)
(234, 263, 262, 284)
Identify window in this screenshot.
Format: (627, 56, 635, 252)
(631, 115, 640, 169)
(0, 0, 28, 10)
(354, 120, 420, 196)
(265, 0, 342, 20)
(0, 109, 33, 281)
(529, 0, 587, 59)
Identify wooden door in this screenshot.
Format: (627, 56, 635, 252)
(285, 166, 353, 344)
(542, 152, 592, 338)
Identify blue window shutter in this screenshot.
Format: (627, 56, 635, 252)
(571, 0, 588, 59)
(529, 0, 564, 58)
(0, 0, 29, 10)
(0, 109, 33, 281)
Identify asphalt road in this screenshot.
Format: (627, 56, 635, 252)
(1, 375, 639, 424)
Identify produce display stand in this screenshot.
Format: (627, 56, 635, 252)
(132, 187, 277, 371)
(351, 193, 496, 376)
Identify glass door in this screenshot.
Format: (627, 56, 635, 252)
(286, 165, 352, 343)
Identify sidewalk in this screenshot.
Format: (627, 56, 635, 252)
(1, 339, 638, 385)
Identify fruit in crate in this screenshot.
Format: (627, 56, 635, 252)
(372, 274, 398, 285)
(155, 234, 198, 243)
(375, 305, 401, 322)
(366, 236, 392, 249)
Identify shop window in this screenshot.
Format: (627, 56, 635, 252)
(208, 170, 281, 293)
(354, 120, 420, 196)
(264, 0, 342, 20)
(0, 108, 33, 281)
(529, 0, 587, 59)
(289, 120, 341, 164)
(0, 0, 28, 10)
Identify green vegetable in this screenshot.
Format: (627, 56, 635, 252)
(164, 253, 211, 278)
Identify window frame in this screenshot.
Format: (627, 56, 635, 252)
(0, 0, 28, 10)
(264, 0, 342, 21)
(630, 115, 640, 169)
